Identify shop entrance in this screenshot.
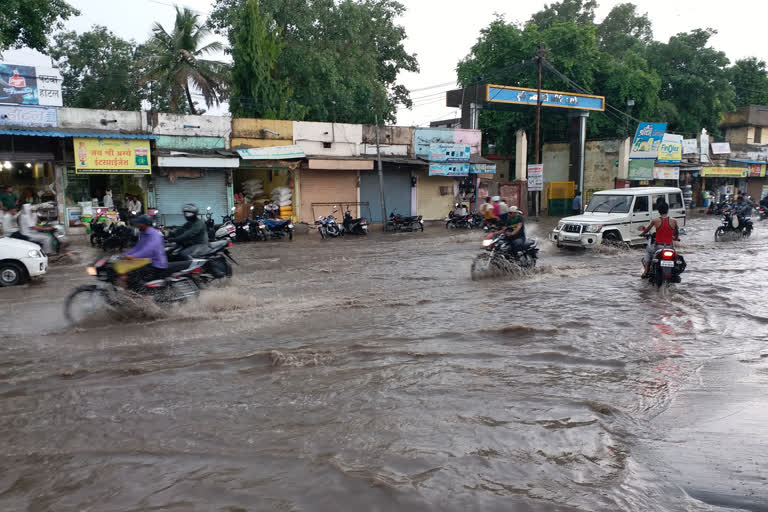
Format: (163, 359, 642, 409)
(0, 160, 56, 209)
(234, 167, 296, 220)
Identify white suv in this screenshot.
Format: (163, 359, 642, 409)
(550, 187, 686, 248)
(0, 237, 48, 286)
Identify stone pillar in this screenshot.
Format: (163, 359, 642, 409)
(514, 129, 527, 181)
(617, 137, 630, 180)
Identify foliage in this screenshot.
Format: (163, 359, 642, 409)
(210, 0, 418, 123)
(142, 6, 230, 114)
(0, 0, 79, 51)
(229, 0, 305, 119)
(596, 3, 652, 56)
(49, 27, 144, 110)
(729, 57, 768, 107)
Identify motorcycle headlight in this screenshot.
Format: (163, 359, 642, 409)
(28, 249, 42, 258)
(288, 224, 294, 229)
(482, 239, 494, 247)
(86, 266, 97, 276)
(583, 224, 602, 233)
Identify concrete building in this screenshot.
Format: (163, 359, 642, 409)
(721, 105, 768, 145)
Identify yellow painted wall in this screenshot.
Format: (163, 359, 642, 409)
(232, 118, 293, 139)
(415, 170, 455, 220)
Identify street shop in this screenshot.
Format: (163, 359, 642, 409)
(234, 145, 303, 222)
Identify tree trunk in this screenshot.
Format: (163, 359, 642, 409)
(184, 82, 196, 115)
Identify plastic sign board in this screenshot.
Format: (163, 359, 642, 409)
(470, 163, 496, 174)
(657, 141, 682, 164)
(74, 138, 152, 174)
(0, 104, 57, 127)
(630, 122, 667, 159)
(711, 142, 731, 154)
(629, 159, 654, 180)
(682, 139, 697, 155)
(429, 163, 470, 176)
(701, 167, 747, 177)
(527, 164, 543, 191)
(0, 62, 62, 106)
(653, 167, 679, 180)
(486, 85, 605, 111)
(427, 143, 470, 162)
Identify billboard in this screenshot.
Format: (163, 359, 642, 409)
(630, 122, 667, 159)
(427, 143, 470, 162)
(0, 62, 62, 106)
(657, 141, 682, 164)
(429, 163, 470, 176)
(74, 138, 152, 174)
(486, 85, 605, 111)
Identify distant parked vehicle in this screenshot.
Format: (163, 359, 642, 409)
(385, 211, 423, 232)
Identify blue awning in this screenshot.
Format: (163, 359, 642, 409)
(0, 129, 156, 139)
(729, 158, 767, 165)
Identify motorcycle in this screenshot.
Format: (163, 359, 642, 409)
(758, 204, 768, 221)
(101, 223, 138, 252)
(471, 231, 538, 280)
(385, 211, 424, 232)
(644, 235, 686, 288)
(64, 256, 203, 324)
(445, 211, 473, 230)
(166, 240, 236, 286)
(707, 199, 729, 216)
(342, 210, 368, 235)
(715, 211, 753, 241)
(316, 215, 342, 239)
(205, 206, 237, 241)
(259, 216, 294, 240)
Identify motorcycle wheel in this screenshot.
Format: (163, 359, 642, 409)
(384, 222, 395, 232)
(470, 253, 492, 280)
(446, 221, 454, 229)
(319, 227, 327, 240)
(64, 285, 112, 325)
(288, 230, 293, 241)
(744, 226, 752, 238)
(714, 226, 726, 242)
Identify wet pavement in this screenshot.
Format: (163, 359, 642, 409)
(1, 217, 767, 511)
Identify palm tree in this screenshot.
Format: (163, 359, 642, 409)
(142, 6, 229, 114)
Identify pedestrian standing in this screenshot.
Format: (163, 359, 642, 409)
(572, 190, 582, 215)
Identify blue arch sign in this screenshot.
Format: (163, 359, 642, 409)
(486, 84, 605, 111)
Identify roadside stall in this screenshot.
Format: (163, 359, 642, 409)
(235, 145, 304, 221)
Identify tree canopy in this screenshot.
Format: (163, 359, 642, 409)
(0, 0, 79, 51)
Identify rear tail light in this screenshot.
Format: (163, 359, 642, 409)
(228, 242, 233, 247)
(144, 281, 163, 288)
(192, 267, 202, 274)
(661, 250, 675, 259)
(361, 219, 367, 224)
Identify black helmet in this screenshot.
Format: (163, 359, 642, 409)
(182, 203, 199, 214)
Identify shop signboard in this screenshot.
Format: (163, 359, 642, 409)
(630, 122, 667, 159)
(470, 163, 496, 174)
(653, 167, 679, 180)
(429, 163, 469, 176)
(0, 62, 62, 106)
(682, 139, 697, 154)
(701, 167, 747, 177)
(527, 164, 543, 191)
(700, 133, 710, 163)
(74, 138, 152, 174)
(711, 142, 731, 154)
(749, 164, 765, 177)
(427, 143, 470, 162)
(486, 85, 605, 111)
(629, 159, 654, 180)
(236, 145, 305, 160)
(657, 139, 682, 164)
(0, 104, 57, 127)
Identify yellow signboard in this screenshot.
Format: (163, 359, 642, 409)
(657, 142, 682, 163)
(74, 137, 151, 174)
(701, 167, 747, 177)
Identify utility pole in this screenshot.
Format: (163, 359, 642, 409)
(374, 113, 387, 225)
(534, 42, 545, 217)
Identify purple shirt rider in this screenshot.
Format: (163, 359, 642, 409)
(124, 226, 168, 269)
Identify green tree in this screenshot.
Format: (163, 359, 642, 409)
(229, 0, 304, 119)
(49, 27, 144, 110)
(596, 3, 652, 56)
(210, 0, 418, 123)
(729, 57, 768, 106)
(0, 0, 79, 51)
(646, 29, 735, 134)
(529, 0, 597, 29)
(142, 6, 230, 114)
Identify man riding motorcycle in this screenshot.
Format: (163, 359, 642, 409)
(639, 201, 678, 278)
(733, 195, 751, 224)
(122, 215, 168, 287)
(498, 206, 526, 253)
(168, 203, 209, 252)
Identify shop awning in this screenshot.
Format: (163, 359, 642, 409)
(0, 127, 156, 139)
(237, 145, 305, 160)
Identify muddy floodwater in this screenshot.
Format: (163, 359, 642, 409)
(1, 217, 768, 511)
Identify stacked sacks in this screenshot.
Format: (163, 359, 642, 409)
(272, 186, 293, 218)
(242, 179, 265, 202)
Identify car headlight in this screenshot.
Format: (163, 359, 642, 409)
(583, 224, 603, 233)
(482, 239, 494, 247)
(28, 249, 42, 258)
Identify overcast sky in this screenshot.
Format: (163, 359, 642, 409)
(3, 0, 764, 125)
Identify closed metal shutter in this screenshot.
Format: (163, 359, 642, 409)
(155, 170, 228, 227)
(359, 169, 412, 223)
(298, 170, 358, 223)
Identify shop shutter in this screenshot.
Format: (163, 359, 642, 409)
(299, 170, 358, 223)
(359, 169, 412, 223)
(155, 170, 228, 227)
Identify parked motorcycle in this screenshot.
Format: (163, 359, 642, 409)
(760, 205, 768, 221)
(471, 232, 538, 280)
(205, 206, 237, 241)
(166, 240, 236, 286)
(715, 211, 753, 241)
(645, 235, 686, 288)
(100, 223, 138, 252)
(342, 210, 368, 235)
(316, 215, 342, 239)
(446, 211, 473, 229)
(64, 256, 203, 324)
(259, 216, 294, 240)
(385, 211, 424, 232)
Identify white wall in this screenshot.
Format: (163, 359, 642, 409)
(152, 113, 232, 140)
(360, 144, 409, 156)
(57, 107, 143, 132)
(293, 121, 362, 157)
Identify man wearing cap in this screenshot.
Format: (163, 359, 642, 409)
(123, 215, 168, 284)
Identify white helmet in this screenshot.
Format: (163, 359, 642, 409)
(492, 196, 501, 202)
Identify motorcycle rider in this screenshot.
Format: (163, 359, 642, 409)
(499, 206, 526, 253)
(639, 201, 678, 278)
(733, 195, 751, 224)
(16, 204, 54, 254)
(168, 203, 209, 250)
(452, 202, 468, 218)
(122, 215, 168, 286)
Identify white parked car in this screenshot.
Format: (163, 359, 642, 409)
(0, 237, 48, 286)
(550, 187, 686, 248)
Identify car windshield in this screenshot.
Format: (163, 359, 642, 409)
(586, 194, 632, 213)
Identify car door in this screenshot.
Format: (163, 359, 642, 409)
(666, 191, 686, 226)
(630, 195, 651, 242)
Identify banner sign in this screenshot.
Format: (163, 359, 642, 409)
(427, 143, 470, 162)
(749, 164, 765, 177)
(486, 85, 605, 111)
(700, 133, 710, 163)
(653, 167, 679, 180)
(470, 163, 496, 174)
(682, 139, 697, 154)
(74, 138, 152, 174)
(701, 167, 747, 177)
(629, 159, 654, 180)
(0, 104, 57, 127)
(429, 163, 469, 176)
(657, 141, 682, 164)
(711, 142, 731, 154)
(630, 122, 667, 159)
(0, 62, 63, 106)
(527, 164, 543, 191)
(236, 145, 305, 160)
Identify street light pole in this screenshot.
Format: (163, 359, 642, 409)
(374, 113, 387, 225)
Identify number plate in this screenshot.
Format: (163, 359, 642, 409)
(562, 234, 580, 241)
(660, 261, 674, 267)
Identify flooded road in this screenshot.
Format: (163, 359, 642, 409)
(1, 217, 767, 511)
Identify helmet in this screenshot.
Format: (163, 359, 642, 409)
(492, 196, 501, 202)
(182, 203, 199, 214)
